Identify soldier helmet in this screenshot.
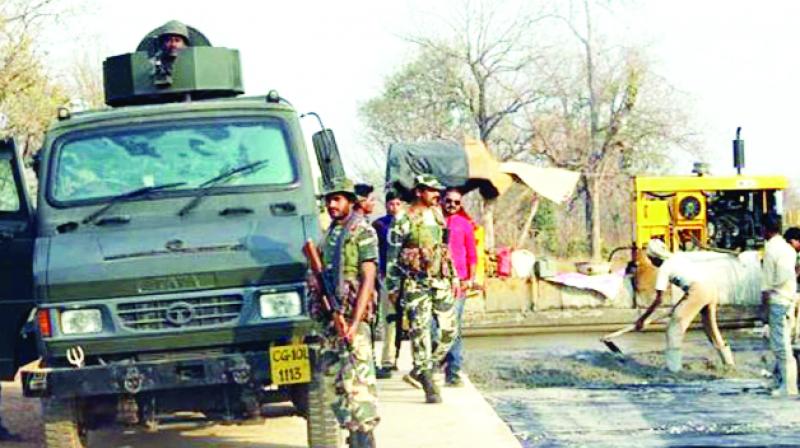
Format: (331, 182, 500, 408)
(323, 177, 357, 201)
(157, 20, 190, 41)
(414, 174, 444, 191)
(645, 238, 671, 261)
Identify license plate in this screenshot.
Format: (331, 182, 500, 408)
(269, 344, 311, 385)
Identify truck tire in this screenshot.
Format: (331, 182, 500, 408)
(305, 373, 344, 448)
(289, 383, 309, 417)
(42, 398, 88, 448)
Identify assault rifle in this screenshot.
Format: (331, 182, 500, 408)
(302, 239, 349, 340)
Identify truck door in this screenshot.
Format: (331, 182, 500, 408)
(0, 139, 35, 380)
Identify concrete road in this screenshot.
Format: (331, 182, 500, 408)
(468, 329, 800, 447)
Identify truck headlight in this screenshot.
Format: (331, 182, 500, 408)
(259, 291, 302, 318)
(60, 309, 103, 335)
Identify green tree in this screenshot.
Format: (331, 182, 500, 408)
(360, 46, 471, 149)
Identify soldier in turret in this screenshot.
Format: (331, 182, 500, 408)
(154, 20, 192, 56)
(312, 178, 380, 448)
(137, 19, 212, 57)
(386, 174, 458, 404)
(158, 23, 189, 55)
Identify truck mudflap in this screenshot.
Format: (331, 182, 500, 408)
(21, 344, 319, 400)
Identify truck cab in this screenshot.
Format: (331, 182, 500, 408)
(3, 25, 345, 448)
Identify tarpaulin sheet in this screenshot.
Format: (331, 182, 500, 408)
(385, 140, 469, 193)
(385, 140, 507, 200)
(385, 138, 580, 202)
(681, 250, 762, 306)
(637, 250, 762, 306)
(547, 269, 627, 300)
(500, 161, 580, 204)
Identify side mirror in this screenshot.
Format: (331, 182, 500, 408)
(312, 129, 346, 189)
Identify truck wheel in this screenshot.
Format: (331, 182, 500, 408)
(305, 373, 344, 448)
(42, 398, 88, 448)
(289, 383, 309, 417)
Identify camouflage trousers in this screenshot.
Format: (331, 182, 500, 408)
(324, 321, 380, 432)
(404, 278, 458, 372)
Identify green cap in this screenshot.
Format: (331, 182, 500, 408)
(323, 177, 357, 200)
(157, 20, 190, 40)
(414, 174, 444, 190)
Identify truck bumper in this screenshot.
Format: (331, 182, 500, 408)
(21, 347, 318, 400)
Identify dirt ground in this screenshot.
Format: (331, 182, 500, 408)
(0, 381, 308, 448)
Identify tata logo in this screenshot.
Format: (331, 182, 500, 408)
(137, 274, 214, 293)
(165, 302, 195, 326)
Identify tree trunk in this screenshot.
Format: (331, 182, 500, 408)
(483, 199, 496, 251)
(582, 178, 592, 254)
(516, 196, 539, 250)
(588, 176, 602, 261)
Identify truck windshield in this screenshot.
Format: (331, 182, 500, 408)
(51, 119, 295, 203)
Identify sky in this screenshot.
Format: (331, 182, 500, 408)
(44, 0, 800, 183)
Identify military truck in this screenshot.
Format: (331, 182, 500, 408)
(0, 22, 346, 447)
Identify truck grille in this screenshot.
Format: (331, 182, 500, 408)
(117, 294, 244, 331)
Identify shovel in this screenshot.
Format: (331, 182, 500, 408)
(600, 315, 669, 355)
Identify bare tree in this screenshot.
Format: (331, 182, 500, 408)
(69, 48, 105, 110)
(361, 0, 699, 256)
(362, 1, 549, 248)
(406, 2, 547, 161)
(530, 0, 699, 259)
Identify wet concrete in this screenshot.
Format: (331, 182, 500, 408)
(465, 329, 800, 447)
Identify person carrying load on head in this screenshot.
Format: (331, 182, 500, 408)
(385, 174, 458, 404)
(635, 238, 735, 373)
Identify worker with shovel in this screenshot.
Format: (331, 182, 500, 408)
(633, 238, 735, 372)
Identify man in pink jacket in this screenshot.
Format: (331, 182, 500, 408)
(442, 188, 477, 386)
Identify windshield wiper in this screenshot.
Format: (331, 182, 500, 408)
(177, 160, 269, 217)
(82, 182, 187, 225)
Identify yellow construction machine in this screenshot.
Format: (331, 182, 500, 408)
(633, 129, 788, 253)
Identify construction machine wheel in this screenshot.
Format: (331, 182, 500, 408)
(42, 398, 89, 448)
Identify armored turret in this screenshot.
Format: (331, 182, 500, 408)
(103, 20, 244, 107)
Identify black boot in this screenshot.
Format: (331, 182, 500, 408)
(349, 430, 376, 448)
(420, 370, 442, 404)
(402, 367, 422, 389)
(375, 366, 393, 379)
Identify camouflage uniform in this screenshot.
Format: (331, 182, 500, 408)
(386, 205, 458, 374)
(316, 211, 380, 432)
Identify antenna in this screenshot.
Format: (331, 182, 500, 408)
(732, 127, 745, 175)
